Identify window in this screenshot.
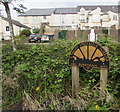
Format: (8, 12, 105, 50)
(80, 11, 85, 16)
(80, 19, 85, 23)
(24, 17, 28, 24)
(32, 16, 39, 24)
(92, 14, 101, 22)
(71, 15, 75, 24)
(43, 16, 46, 19)
(113, 15, 117, 21)
(6, 26, 9, 31)
(62, 20, 64, 24)
(81, 13, 85, 16)
(72, 21, 75, 24)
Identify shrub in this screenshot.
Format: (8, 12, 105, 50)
(19, 29, 31, 37)
(102, 29, 108, 35)
(20, 34, 27, 39)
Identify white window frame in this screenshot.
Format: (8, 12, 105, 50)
(113, 15, 117, 21)
(43, 16, 46, 20)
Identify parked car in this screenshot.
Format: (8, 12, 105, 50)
(48, 34, 54, 40)
(41, 34, 54, 42)
(41, 34, 50, 42)
(0, 37, 4, 41)
(27, 34, 41, 43)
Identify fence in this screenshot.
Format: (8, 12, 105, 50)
(54, 28, 119, 42)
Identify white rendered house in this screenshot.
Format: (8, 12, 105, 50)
(0, 15, 30, 40)
(18, 5, 119, 30)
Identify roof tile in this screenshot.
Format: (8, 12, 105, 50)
(19, 8, 55, 16)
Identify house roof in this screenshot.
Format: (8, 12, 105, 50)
(18, 6, 119, 17)
(77, 5, 119, 13)
(0, 15, 31, 29)
(54, 8, 77, 14)
(19, 8, 55, 16)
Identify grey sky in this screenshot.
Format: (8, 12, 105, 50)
(17, 0, 120, 9)
(0, 0, 120, 19)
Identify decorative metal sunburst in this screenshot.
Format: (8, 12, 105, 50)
(69, 42, 109, 71)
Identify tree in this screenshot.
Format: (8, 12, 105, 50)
(19, 29, 31, 37)
(1, 0, 27, 51)
(13, 4, 27, 13)
(33, 28, 40, 34)
(1, 1, 16, 51)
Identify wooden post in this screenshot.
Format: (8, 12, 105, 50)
(100, 68, 108, 97)
(72, 65, 79, 97)
(100, 46, 109, 97)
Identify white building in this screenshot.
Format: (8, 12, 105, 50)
(0, 15, 30, 40)
(18, 5, 119, 31)
(77, 6, 119, 30)
(50, 8, 78, 30)
(18, 8, 55, 29)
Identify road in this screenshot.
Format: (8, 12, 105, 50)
(1, 42, 51, 46)
(24, 42, 50, 45)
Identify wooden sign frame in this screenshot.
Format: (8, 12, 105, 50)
(69, 42, 109, 97)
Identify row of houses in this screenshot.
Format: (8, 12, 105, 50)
(0, 5, 119, 40)
(18, 5, 119, 30)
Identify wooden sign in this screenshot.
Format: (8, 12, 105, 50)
(69, 42, 109, 71)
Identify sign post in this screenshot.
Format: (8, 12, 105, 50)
(72, 65, 79, 97)
(100, 46, 109, 97)
(100, 68, 108, 97)
(69, 42, 109, 97)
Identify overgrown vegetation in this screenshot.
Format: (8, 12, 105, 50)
(2, 38, 120, 110)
